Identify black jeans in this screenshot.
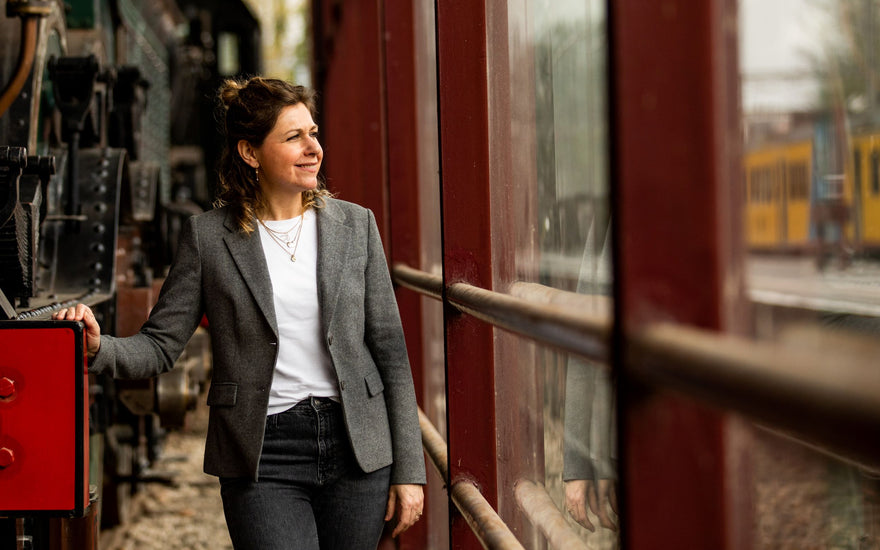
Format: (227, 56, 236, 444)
(220, 396, 391, 550)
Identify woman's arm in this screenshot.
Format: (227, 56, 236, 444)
(67, 216, 205, 380)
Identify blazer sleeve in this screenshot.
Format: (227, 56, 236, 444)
(89, 216, 205, 379)
(362, 209, 427, 485)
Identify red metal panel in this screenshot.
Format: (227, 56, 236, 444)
(610, 1, 747, 549)
(0, 323, 88, 515)
(383, 0, 423, 398)
(435, 1, 498, 548)
(383, 1, 429, 548)
(314, 0, 390, 240)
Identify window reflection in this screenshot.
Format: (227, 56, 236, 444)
(741, 0, 880, 546)
(532, 0, 609, 291)
(529, 0, 616, 546)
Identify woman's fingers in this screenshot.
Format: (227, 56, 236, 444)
(388, 484, 424, 537)
(384, 488, 397, 522)
(565, 479, 595, 531)
(53, 304, 102, 356)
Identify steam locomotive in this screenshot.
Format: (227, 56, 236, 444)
(0, 0, 259, 547)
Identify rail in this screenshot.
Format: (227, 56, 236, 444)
(392, 263, 444, 300)
(393, 262, 880, 467)
(393, 264, 611, 362)
(629, 322, 880, 469)
(417, 409, 526, 550)
(513, 480, 589, 550)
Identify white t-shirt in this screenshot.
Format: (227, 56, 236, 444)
(257, 209, 339, 415)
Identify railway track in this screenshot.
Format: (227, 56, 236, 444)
(98, 400, 231, 550)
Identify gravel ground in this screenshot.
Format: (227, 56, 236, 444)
(102, 401, 233, 550)
(753, 429, 880, 550)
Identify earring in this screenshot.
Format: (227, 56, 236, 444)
(255, 167, 259, 183)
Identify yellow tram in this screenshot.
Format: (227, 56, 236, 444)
(745, 127, 880, 254)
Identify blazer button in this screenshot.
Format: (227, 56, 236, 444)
(339, 380, 346, 391)
(327, 335, 333, 346)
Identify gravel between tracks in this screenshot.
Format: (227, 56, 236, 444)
(102, 401, 233, 550)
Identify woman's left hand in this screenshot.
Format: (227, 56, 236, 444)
(385, 483, 424, 537)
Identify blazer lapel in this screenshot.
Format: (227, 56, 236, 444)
(222, 211, 278, 336)
(316, 201, 353, 334)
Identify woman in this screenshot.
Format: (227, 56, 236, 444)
(54, 77, 425, 549)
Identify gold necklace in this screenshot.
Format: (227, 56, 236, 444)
(258, 215, 304, 262)
(260, 218, 300, 245)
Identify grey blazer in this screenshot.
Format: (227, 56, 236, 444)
(90, 198, 426, 485)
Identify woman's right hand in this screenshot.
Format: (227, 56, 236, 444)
(53, 304, 102, 358)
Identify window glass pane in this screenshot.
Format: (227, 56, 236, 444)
(530, 0, 610, 293)
(414, 4, 448, 548)
(740, 1, 880, 546)
(505, 0, 616, 546)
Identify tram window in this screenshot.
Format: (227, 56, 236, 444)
(853, 148, 862, 196)
(870, 149, 879, 195)
(788, 164, 807, 200)
(755, 169, 760, 203)
(762, 168, 768, 203)
(745, 171, 750, 202)
(758, 168, 764, 203)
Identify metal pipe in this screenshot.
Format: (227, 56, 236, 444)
(418, 407, 448, 480)
(0, 16, 38, 118)
(418, 408, 525, 549)
(628, 322, 880, 470)
(446, 282, 611, 362)
(392, 263, 443, 300)
(513, 480, 589, 550)
(398, 265, 880, 481)
(392, 264, 610, 360)
(450, 481, 526, 550)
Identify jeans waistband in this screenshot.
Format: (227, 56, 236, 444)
(282, 395, 340, 413)
(306, 395, 340, 410)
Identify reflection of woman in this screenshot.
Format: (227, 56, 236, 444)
(563, 218, 618, 532)
(54, 77, 425, 549)
(564, 358, 617, 531)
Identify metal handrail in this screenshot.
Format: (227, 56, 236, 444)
(514, 480, 589, 550)
(418, 408, 526, 550)
(392, 264, 611, 362)
(629, 322, 880, 469)
(394, 264, 880, 470)
(393, 263, 444, 300)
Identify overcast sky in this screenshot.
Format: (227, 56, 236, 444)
(740, 0, 830, 112)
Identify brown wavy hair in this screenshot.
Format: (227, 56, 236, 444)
(214, 77, 333, 233)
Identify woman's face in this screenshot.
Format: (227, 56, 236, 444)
(248, 102, 323, 196)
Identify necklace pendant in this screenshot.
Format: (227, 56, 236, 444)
(291, 254, 297, 262)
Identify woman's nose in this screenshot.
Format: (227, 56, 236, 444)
(305, 135, 321, 154)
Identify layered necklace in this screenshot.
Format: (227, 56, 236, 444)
(258, 214, 304, 262)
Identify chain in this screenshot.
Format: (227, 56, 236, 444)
(258, 215, 304, 262)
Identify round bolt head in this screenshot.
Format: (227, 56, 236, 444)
(0, 377, 14, 398)
(0, 447, 14, 468)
